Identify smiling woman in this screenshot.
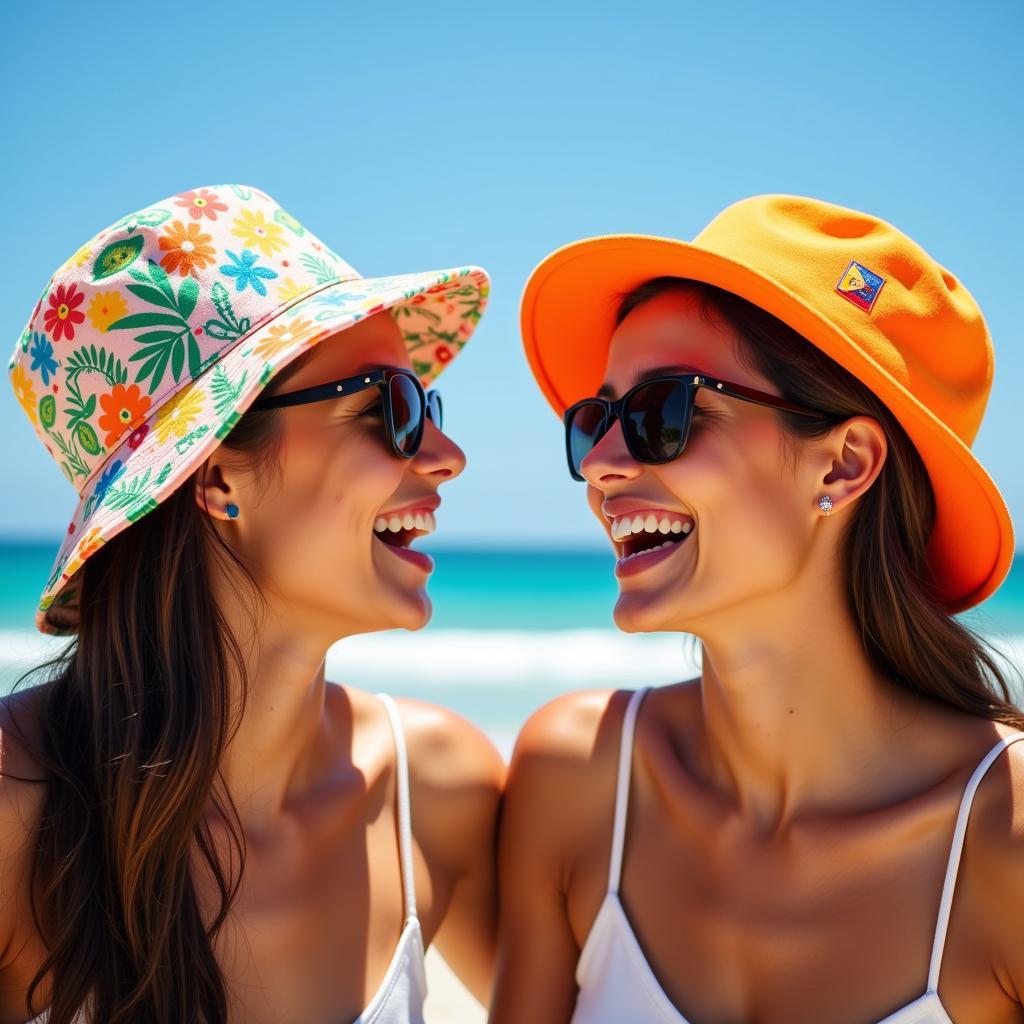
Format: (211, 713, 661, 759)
(496, 195, 1024, 1024)
(0, 185, 501, 1024)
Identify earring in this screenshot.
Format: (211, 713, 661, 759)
(226, 503, 240, 520)
(818, 495, 833, 516)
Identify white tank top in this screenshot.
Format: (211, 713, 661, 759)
(28, 691, 427, 1024)
(571, 686, 1024, 1024)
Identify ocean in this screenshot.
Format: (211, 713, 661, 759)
(3, 541, 1023, 756)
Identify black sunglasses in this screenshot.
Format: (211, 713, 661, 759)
(251, 367, 442, 459)
(564, 372, 827, 481)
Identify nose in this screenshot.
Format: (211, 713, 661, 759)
(412, 418, 466, 481)
(580, 416, 643, 486)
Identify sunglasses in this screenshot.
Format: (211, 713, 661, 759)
(564, 372, 827, 481)
(251, 367, 442, 459)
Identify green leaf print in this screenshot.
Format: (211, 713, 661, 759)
(229, 185, 253, 201)
(203, 281, 251, 342)
(107, 260, 200, 394)
(39, 394, 56, 430)
(64, 376, 97, 432)
(209, 366, 248, 419)
(49, 429, 90, 481)
(299, 253, 338, 285)
(412, 358, 433, 377)
(93, 235, 145, 281)
(76, 422, 101, 456)
(393, 304, 442, 326)
(64, 345, 129, 387)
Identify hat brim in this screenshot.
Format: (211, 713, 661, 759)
(39, 265, 489, 634)
(521, 235, 1013, 613)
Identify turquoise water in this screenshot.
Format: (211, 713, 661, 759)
(3, 540, 1023, 749)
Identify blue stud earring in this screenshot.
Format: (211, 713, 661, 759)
(818, 495, 833, 516)
(226, 503, 240, 520)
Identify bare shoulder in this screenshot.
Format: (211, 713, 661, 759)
(0, 685, 48, 831)
(0, 686, 49, 947)
(390, 696, 505, 873)
(503, 689, 634, 858)
(968, 727, 1024, 875)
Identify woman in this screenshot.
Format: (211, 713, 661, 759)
(495, 196, 1024, 1023)
(1, 184, 503, 1023)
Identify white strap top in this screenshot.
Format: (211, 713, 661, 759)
(571, 687, 1024, 1024)
(28, 692, 426, 1024)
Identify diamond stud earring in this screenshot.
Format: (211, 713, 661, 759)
(818, 495, 833, 516)
(226, 503, 240, 519)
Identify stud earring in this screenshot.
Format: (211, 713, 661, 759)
(226, 503, 240, 520)
(818, 495, 833, 516)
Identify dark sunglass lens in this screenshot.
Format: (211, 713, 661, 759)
(624, 380, 689, 460)
(388, 374, 424, 455)
(568, 403, 607, 476)
(426, 390, 443, 430)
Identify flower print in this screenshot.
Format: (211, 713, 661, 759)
(98, 383, 153, 448)
(29, 333, 59, 386)
(153, 388, 205, 445)
(174, 188, 228, 222)
(158, 220, 216, 278)
(277, 277, 307, 302)
(44, 283, 85, 342)
(77, 527, 104, 561)
(435, 344, 454, 364)
(231, 208, 286, 257)
(220, 249, 278, 296)
(252, 317, 317, 359)
(93, 459, 125, 505)
(87, 290, 129, 332)
(11, 365, 39, 425)
(127, 423, 150, 449)
(57, 241, 93, 275)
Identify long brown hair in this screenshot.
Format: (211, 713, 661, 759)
(6, 350, 316, 1023)
(617, 277, 1023, 728)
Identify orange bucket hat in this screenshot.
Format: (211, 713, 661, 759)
(520, 194, 1013, 612)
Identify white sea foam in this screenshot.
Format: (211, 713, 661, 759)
(0, 628, 702, 688)
(4, 628, 1024, 691)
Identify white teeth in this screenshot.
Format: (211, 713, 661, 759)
(618, 540, 677, 564)
(612, 513, 695, 539)
(374, 510, 438, 535)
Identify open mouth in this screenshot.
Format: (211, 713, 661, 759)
(610, 510, 695, 565)
(373, 509, 436, 550)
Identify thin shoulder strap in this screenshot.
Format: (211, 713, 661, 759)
(377, 693, 418, 921)
(927, 731, 1024, 990)
(608, 688, 651, 895)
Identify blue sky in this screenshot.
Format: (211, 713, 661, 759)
(1, 0, 1021, 549)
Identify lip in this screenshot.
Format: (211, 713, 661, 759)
(379, 495, 441, 519)
(602, 499, 692, 522)
(614, 531, 694, 579)
(373, 533, 435, 573)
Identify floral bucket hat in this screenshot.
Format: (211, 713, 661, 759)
(9, 184, 490, 635)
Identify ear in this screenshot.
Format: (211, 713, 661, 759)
(194, 455, 241, 522)
(816, 415, 888, 516)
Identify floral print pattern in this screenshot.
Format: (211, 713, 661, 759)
(8, 184, 490, 635)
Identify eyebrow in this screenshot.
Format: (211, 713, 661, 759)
(597, 365, 702, 400)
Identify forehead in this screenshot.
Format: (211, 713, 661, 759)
(286, 310, 410, 390)
(604, 289, 763, 392)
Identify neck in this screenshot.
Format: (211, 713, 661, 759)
(212, 589, 355, 833)
(688, 574, 929, 834)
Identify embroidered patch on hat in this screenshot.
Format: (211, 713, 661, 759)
(835, 260, 886, 312)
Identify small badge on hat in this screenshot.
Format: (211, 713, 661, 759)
(836, 259, 885, 312)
